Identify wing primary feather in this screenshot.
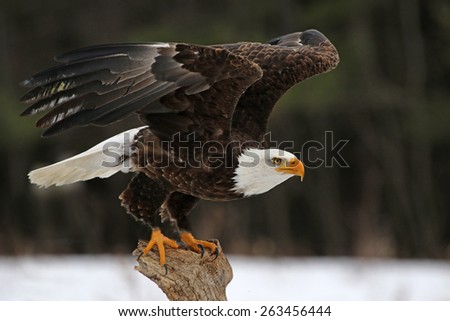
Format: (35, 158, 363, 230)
(35, 75, 156, 128)
(54, 43, 168, 63)
(20, 67, 152, 105)
(40, 79, 178, 135)
(92, 83, 178, 126)
(22, 69, 154, 118)
(20, 69, 111, 104)
(21, 55, 153, 88)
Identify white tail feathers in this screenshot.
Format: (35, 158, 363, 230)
(29, 127, 145, 188)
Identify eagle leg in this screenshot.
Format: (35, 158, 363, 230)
(141, 228, 180, 269)
(180, 232, 219, 259)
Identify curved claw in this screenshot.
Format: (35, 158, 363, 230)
(197, 244, 205, 258)
(206, 239, 220, 259)
(163, 263, 169, 275)
(211, 246, 219, 260)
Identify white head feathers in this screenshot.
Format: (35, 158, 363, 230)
(232, 148, 304, 197)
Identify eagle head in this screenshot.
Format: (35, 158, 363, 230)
(232, 148, 304, 197)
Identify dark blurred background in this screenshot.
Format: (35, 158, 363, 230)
(1, 0, 449, 258)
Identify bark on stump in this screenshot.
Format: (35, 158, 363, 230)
(134, 240, 233, 300)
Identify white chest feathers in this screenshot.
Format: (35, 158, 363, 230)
(232, 148, 299, 197)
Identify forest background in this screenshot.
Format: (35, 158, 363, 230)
(0, 0, 448, 259)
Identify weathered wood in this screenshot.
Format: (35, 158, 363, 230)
(133, 240, 233, 301)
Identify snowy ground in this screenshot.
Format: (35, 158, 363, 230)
(1, 255, 449, 300)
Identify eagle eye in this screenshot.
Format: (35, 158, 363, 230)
(272, 157, 282, 165)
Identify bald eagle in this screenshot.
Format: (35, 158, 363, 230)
(21, 30, 339, 267)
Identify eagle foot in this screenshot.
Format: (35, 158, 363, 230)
(141, 228, 180, 268)
(208, 240, 220, 260)
(180, 232, 219, 258)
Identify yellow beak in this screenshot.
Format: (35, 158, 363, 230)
(275, 158, 305, 181)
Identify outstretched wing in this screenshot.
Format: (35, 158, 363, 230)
(220, 29, 340, 142)
(20, 43, 262, 140)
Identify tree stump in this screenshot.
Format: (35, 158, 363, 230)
(133, 240, 233, 300)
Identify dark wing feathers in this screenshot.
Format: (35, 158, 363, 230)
(20, 44, 176, 135)
(20, 30, 339, 141)
(225, 29, 340, 142)
(138, 44, 263, 140)
(23, 69, 150, 117)
(21, 69, 112, 105)
(41, 77, 178, 136)
(53, 43, 162, 63)
(34, 76, 156, 129)
(21, 42, 263, 139)
(21, 55, 151, 88)
(150, 46, 211, 95)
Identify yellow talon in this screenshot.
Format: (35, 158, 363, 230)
(180, 232, 218, 257)
(142, 229, 179, 266)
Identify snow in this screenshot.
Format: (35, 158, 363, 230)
(1, 255, 449, 300)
